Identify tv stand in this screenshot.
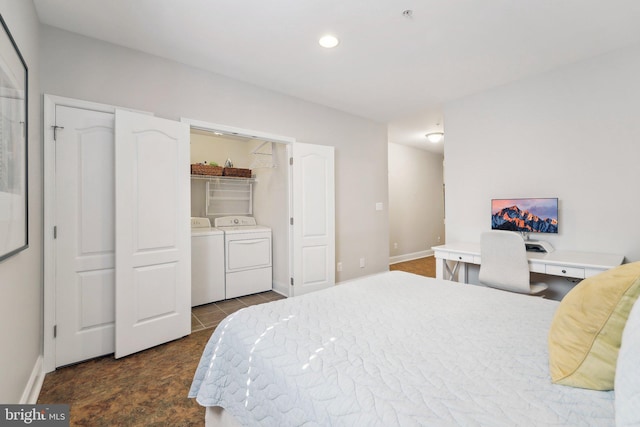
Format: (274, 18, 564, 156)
(525, 240, 554, 253)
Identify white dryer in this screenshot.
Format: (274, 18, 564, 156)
(191, 217, 225, 306)
(214, 216, 272, 299)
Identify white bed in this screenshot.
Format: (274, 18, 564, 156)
(189, 271, 617, 426)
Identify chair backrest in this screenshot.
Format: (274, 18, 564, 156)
(479, 230, 531, 293)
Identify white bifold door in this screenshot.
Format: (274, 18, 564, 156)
(54, 105, 116, 366)
(290, 142, 335, 296)
(114, 110, 191, 358)
(51, 102, 190, 367)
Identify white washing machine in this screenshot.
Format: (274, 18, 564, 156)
(191, 217, 225, 306)
(214, 216, 272, 299)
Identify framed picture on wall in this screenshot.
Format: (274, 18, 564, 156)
(0, 14, 28, 262)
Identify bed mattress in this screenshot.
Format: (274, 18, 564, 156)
(189, 271, 614, 426)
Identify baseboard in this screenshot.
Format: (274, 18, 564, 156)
(20, 355, 45, 404)
(389, 250, 434, 265)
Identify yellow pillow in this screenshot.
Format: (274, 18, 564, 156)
(548, 261, 640, 390)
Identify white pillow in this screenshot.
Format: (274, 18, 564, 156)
(615, 298, 640, 426)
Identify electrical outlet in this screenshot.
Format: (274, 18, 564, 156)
(360, 257, 365, 268)
(393, 242, 398, 249)
(337, 262, 342, 272)
(437, 236, 441, 242)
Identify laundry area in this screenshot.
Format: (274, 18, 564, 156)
(189, 129, 289, 306)
(44, 95, 335, 371)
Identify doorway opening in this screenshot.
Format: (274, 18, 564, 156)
(184, 120, 294, 298)
(184, 118, 336, 299)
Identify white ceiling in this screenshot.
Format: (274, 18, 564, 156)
(33, 0, 640, 154)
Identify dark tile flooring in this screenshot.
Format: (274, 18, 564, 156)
(190, 255, 434, 334)
(191, 290, 286, 332)
(37, 258, 433, 426)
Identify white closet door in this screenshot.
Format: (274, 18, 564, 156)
(54, 105, 116, 367)
(114, 110, 191, 358)
(291, 142, 335, 296)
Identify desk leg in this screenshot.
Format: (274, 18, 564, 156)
(457, 262, 468, 284)
(435, 257, 446, 280)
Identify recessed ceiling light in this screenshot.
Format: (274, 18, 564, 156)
(319, 35, 339, 48)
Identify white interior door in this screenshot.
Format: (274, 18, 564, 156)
(291, 142, 335, 296)
(54, 105, 116, 367)
(114, 110, 191, 358)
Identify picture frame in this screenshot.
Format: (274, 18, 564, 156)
(0, 14, 28, 262)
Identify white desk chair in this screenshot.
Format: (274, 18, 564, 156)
(479, 231, 548, 295)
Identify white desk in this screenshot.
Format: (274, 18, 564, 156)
(432, 242, 624, 283)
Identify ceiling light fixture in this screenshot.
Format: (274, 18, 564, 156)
(319, 35, 339, 48)
(425, 132, 444, 143)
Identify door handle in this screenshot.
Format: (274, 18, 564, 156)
(231, 239, 265, 245)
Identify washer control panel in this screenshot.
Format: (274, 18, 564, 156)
(214, 216, 257, 227)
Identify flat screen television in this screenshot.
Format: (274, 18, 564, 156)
(491, 198, 558, 234)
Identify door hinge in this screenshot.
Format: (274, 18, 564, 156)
(52, 125, 64, 141)
(289, 157, 293, 165)
(290, 217, 294, 225)
(290, 277, 294, 286)
(53, 325, 57, 338)
(53, 226, 57, 239)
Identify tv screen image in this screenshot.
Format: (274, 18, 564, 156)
(491, 198, 558, 234)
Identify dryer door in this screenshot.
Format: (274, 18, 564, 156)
(226, 232, 272, 272)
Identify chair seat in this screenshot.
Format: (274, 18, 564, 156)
(479, 230, 550, 296)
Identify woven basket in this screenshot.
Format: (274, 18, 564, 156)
(223, 167, 252, 178)
(191, 164, 223, 176)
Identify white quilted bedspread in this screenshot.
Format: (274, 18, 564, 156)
(189, 271, 614, 426)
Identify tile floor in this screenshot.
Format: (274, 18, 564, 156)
(191, 290, 286, 332)
(37, 260, 434, 425)
(191, 256, 435, 332)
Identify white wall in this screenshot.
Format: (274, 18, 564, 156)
(0, 1, 42, 403)
(189, 131, 251, 168)
(444, 44, 640, 283)
(39, 25, 389, 284)
(388, 143, 445, 262)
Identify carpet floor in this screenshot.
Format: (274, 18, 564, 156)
(37, 257, 435, 426)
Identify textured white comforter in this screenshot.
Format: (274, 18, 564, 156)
(189, 271, 614, 426)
